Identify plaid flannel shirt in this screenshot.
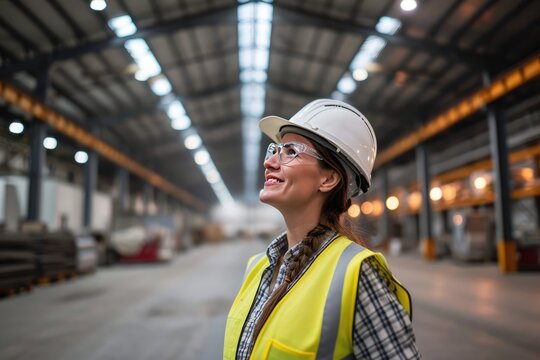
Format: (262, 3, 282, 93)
(236, 231, 421, 359)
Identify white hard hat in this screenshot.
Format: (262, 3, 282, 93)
(259, 99, 377, 196)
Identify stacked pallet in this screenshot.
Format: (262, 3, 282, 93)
(0, 233, 35, 294)
(34, 232, 77, 281)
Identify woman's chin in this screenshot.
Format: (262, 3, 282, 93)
(259, 189, 279, 205)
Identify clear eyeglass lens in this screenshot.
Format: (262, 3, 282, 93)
(265, 143, 277, 161)
(265, 142, 320, 164)
(280, 143, 298, 164)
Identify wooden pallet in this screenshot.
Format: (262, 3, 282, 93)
(0, 283, 32, 299)
(36, 271, 77, 286)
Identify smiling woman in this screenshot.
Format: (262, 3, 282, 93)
(224, 99, 421, 359)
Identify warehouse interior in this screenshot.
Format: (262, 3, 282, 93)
(0, 0, 539, 359)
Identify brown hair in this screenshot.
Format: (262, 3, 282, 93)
(314, 143, 366, 246)
(251, 141, 365, 343)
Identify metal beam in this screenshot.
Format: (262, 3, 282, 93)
(375, 54, 540, 168)
(0, 5, 238, 76)
(365, 0, 465, 108)
(266, 81, 419, 121)
(134, 120, 241, 161)
(390, 0, 536, 114)
(1, 1, 501, 78)
(0, 80, 207, 210)
(97, 80, 240, 128)
(447, 0, 500, 44)
(272, 3, 496, 68)
(98, 102, 163, 127)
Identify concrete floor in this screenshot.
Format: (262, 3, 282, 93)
(1, 239, 539, 360)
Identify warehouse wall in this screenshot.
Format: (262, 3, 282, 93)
(0, 175, 112, 233)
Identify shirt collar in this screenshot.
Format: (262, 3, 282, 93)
(266, 232, 288, 266)
(265, 228, 338, 266)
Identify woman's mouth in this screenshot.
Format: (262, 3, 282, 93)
(265, 175, 283, 186)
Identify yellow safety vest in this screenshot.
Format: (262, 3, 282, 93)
(223, 236, 412, 360)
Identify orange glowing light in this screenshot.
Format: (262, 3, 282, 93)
(348, 204, 361, 218)
(361, 201, 374, 215)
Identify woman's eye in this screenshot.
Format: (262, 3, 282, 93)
(285, 146, 297, 156)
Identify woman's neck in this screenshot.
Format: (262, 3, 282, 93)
(282, 209, 322, 249)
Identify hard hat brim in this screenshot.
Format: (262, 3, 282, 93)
(259, 115, 295, 143)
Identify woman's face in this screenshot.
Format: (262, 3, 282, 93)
(260, 133, 330, 211)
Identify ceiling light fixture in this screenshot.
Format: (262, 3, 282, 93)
(400, 0, 418, 12)
(90, 0, 107, 11)
(194, 150, 210, 166)
(108, 15, 136, 37)
(184, 133, 202, 150)
(353, 68, 369, 81)
(149, 76, 172, 96)
(337, 74, 357, 94)
(75, 151, 89, 164)
(9, 121, 24, 134)
(170, 115, 191, 131)
(333, 16, 401, 99)
(43, 137, 57, 150)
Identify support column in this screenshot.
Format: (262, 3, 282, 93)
(379, 167, 390, 249)
(533, 154, 540, 227)
(484, 74, 517, 272)
(417, 143, 436, 260)
(143, 183, 153, 216)
(116, 167, 129, 214)
(83, 150, 98, 229)
(156, 190, 167, 214)
(27, 69, 48, 221)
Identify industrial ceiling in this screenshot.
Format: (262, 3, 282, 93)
(0, 0, 539, 208)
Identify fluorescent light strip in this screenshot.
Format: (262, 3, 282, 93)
(334, 16, 401, 97)
(238, 1, 273, 202)
(108, 15, 136, 37)
(108, 15, 233, 205)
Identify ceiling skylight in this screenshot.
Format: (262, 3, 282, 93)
(150, 76, 172, 96)
(184, 133, 202, 150)
(238, 1, 273, 203)
(108, 15, 233, 206)
(108, 15, 137, 37)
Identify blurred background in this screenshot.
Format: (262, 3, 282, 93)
(0, 0, 539, 359)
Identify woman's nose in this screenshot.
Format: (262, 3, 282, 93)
(264, 152, 280, 169)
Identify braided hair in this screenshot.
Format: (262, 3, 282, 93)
(252, 224, 330, 339)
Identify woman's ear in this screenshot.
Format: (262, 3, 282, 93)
(319, 169, 341, 193)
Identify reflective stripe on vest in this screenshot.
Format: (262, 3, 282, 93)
(244, 252, 266, 280)
(317, 242, 363, 359)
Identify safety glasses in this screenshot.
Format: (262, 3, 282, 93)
(265, 141, 323, 165)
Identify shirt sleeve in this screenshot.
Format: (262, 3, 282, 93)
(353, 258, 421, 359)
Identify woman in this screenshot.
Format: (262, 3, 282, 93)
(224, 99, 420, 359)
